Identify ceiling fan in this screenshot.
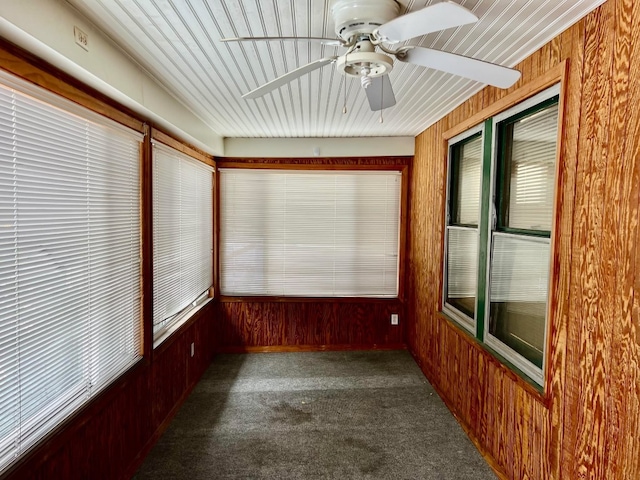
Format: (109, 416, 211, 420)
(221, 0, 521, 111)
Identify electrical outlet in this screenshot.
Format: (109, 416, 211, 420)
(74, 26, 89, 51)
(391, 314, 399, 325)
(190, 342, 195, 357)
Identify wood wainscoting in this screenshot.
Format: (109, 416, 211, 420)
(407, 0, 640, 478)
(3, 303, 215, 480)
(216, 299, 405, 352)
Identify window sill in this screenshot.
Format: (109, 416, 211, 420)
(219, 295, 403, 304)
(436, 310, 549, 407)
(153, 297, 214, 350)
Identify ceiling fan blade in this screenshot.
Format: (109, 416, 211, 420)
(365, 75, 396, 111)
(400, 47, 521, 89)
(243, 57, 337, 99)
(376, 1, 478, 43)
(221, 36, 346, 47)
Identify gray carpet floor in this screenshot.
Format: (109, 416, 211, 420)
(134, 350, 497, 479)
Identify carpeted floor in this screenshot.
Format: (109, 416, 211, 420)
(134, 350, 497, 479)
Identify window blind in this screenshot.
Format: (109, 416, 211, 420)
(152, 143, 213, 338)
(446, 227, 478, 299)
(489, 233, 550, 303)
(455, 136, 482, 225)
(0, 71, 142, 472)
(506, 103, 558, 231)
(220, 169, 401, 297)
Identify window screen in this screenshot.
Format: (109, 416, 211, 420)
(152, 143, 213, 338)
(219, 169, 401, 297)
(0, 71, 142, 472)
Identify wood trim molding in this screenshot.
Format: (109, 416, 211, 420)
(141, 124, 154, 360)
(0, 40, 144, 133)
(443, 59, 569, 140)
(398, 164, 409, 301)
(151, 129, 215, 167)
(216, 343, 407, 354)
(543, 60, 570, 390)
(219, 296, 403, 304)
(213, 165, 220, 299)
(217, 161, 408, 171)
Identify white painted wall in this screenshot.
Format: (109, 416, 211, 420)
(224, 136, 415, 158)
(0, 0, 224, 155)
(0, 0, 417, 158)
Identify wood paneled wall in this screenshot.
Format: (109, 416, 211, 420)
(3, 304, 215, 480)
(216, 157, 410, 351)
(407, 0, 640, 478)
(216, 300, 404, 351)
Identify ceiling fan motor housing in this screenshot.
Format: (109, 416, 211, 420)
(336, 41, 394, 78)
(331, 0, 400, 40)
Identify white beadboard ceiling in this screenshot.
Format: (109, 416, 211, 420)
(66, 0, 603, 139)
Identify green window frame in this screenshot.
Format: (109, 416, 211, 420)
(443, 84, 561, 387)
(443, 124, 486, 332)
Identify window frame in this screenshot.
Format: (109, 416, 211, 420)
(442, 83, 562, 388)
(484, 84, 561, 386)
(442, 124, 486, 333)
(216, 162, 409, 301)
(493, 93, 560, 238)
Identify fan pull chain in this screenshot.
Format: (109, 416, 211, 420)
(342, 54, 348, 114)
(343, 78, 347, 114)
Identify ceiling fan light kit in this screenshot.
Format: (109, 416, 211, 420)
(222, 0, 522, 113)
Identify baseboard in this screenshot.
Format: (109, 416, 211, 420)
(216, 343, 407, 353)
(407, 348, 508, 480)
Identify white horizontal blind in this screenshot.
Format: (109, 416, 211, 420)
(446, 227, 478, 298)
(220, 169, 401, 297)
(0, 72, 142, 472)
(489, 233, 550, 303)
(507, 103, 558, 231)
(456, 136, 482, 225)
(152, 143, 213, 337)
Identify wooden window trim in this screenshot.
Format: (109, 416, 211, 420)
(151, 128, 215, 167)
(0, 39, 144, 133)
(219, 296, 403, 304)
(443, 59, 568, 141)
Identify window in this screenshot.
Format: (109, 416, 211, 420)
(152, 142, 213, 341)
(220, 168, 402, 297)
(443, 126, 484, 330)
(443, 85, 560, 385)
(0, 71, 142, 471)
